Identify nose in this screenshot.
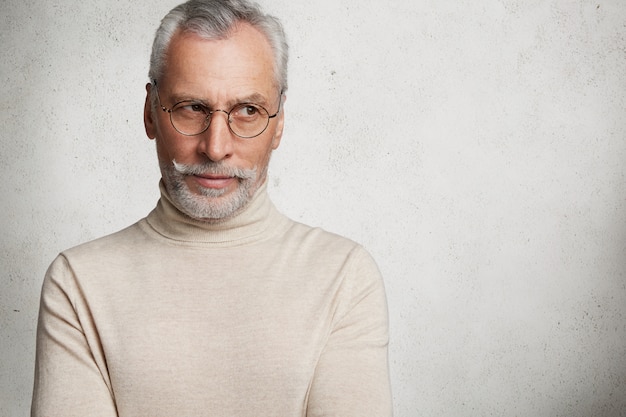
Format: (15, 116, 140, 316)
(197, 110, 234, 162)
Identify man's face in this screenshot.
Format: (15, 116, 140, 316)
(144, 23, 284, 221)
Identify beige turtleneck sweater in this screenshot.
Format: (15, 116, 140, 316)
(32, 181, 392, 417)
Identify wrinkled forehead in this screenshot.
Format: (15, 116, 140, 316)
(161, 24, 280, 94)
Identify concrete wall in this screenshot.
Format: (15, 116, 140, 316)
(2, 1, 625, 415)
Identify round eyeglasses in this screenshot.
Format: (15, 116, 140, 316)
(153, 81, 282, 138)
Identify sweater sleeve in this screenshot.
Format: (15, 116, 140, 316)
(306, 246, 393, 417)
(31, 254, 118, 417)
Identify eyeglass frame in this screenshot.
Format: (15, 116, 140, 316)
(152, 80, 282, 139)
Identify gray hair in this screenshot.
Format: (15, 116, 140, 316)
(148, 0, 289, 93)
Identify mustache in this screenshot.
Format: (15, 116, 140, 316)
(169, 160, 256, 180)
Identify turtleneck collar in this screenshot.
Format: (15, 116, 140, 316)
(143, 179, 289, 246)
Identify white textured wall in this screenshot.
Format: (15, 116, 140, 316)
(2, 1, 625, 416)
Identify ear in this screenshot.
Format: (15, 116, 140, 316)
(271, 94, 286, 150)
(144, 83, 157, 140)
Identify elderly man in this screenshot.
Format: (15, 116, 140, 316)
(31, 0, 391, 416)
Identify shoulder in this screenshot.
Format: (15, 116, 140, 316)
(281, 222, 388, 332)
(281, 219, 382, 277)
(283, 219, 359, 252)
(49, 221, 150, 280)
(62, 221, 149, 258)
(42, 220, 151, 292)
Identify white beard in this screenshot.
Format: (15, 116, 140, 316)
(160, 159, 258, 221)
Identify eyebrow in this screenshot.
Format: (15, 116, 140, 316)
(169, 92, 270, 108)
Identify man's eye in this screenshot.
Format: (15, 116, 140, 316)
(176, 103, 207, 113)
(189, 104, 206, 112)
(232, 105, 261, 119)
(243, 105, 259, 116)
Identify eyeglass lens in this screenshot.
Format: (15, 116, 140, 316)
(170, 102, 270, 138)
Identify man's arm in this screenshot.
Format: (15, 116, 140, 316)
(31, 255, 118, 417)
(307, 247, 393, 417)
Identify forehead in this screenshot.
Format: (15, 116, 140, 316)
(161, 23, 277, 99)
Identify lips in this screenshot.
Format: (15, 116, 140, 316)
(192, 174, 236, 189)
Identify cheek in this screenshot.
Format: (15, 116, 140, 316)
(155, 135, 187, 164)
(154, 119, 201, 161)
(246, 141, 275, 169)
(154, 138, 170, 163)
